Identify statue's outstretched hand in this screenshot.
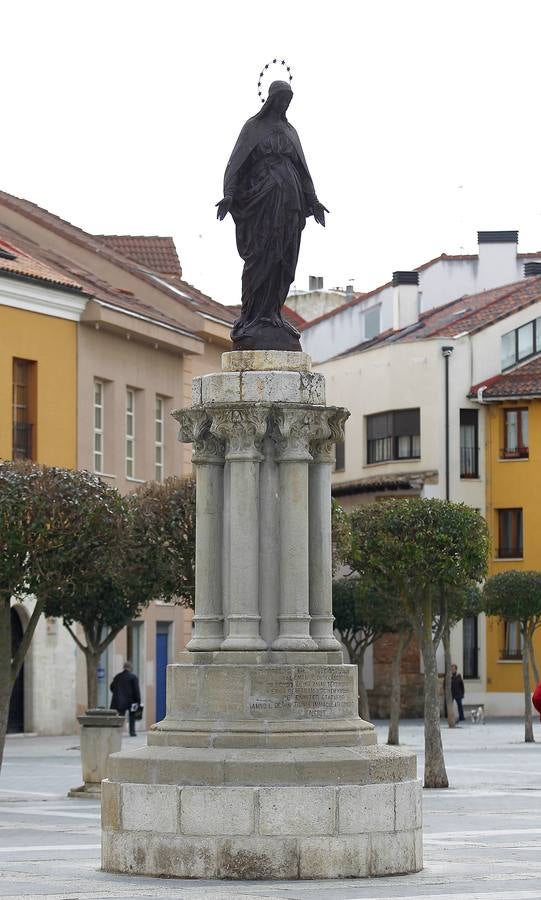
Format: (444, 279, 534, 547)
(216, 197, 232, 221)
(313, 200, 330, 227)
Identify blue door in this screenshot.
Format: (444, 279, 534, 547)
(155, 626, 170, 722)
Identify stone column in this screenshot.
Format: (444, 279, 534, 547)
(309, 409, 349, 651)
(174, 409, 225, 651)
(272, 408, 318, 651)
(211, 407, 268, 650)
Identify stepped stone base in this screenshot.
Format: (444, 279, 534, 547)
(102, 660, 422, 879)
(102, 774, 422, 879)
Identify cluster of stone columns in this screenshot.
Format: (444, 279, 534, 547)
(174, 398, 347, 654)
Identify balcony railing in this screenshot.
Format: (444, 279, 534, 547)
(500, 446, 529, 460)
(12, 422, 33, 460)
(460, 446, 479, 478)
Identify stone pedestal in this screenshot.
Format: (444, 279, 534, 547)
(101, 351, 422, 878)
(70, 708, 123, 798)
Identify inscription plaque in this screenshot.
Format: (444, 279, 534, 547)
(249, 666, 356, 719)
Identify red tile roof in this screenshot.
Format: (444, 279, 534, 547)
(302, 250, 541, 333)
(0, 238, 83, 291)
(337, 275, 541, 359)
(94, 235, 182, 278)
(469, 356, 541, 399)
(0, 191, 235, 329)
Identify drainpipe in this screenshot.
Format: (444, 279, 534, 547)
(441, 346, 454, 500)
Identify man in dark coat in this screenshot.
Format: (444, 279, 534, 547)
(110, 661, 141, 737)
(451, 663, 465, 722)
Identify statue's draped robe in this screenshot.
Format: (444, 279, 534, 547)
(223, 114, 317, 346)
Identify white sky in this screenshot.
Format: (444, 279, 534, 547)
(2, 0, 541, 306)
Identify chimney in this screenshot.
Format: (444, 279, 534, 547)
(308, 275, 324, 291)
(524, 262, 541, 277)
(392, 271, 419, 330)
(346, 284, 354, 297)
(477, 231, 518, 288)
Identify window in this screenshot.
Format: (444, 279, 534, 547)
(501, 315, 541, 370)
(518, 322, 534, 360)
(501, 331, 516, 370)
(497, 508, 523, 558)
(334, 440, 345, 472)
(502, 408, 529, 458)
(93, 380, 104, 473)
(364, 306, 380, 341)
(463, 615, 479, 679)
(503, 621, 523, 660)
(12, 359, 35, 460)
(460, 409, 479, 478)
(155, 396, 165, 482)
(126, 389, 135, 478)
(366, 409, 420, 464)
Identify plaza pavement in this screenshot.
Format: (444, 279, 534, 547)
(0, 718, 540, 900)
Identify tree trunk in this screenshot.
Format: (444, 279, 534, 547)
(443, 619, 456, 728)
(356, 648, 370, 722)
(387, 630, 410, 745)
(85, 650, 100, 710)
(0, 595, 12, 771)
(522, 638, 534, 743)
(530, 641, 540, 687)
(421, 600, 449, 788)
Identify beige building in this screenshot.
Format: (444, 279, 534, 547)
(0, 190, 235, 733)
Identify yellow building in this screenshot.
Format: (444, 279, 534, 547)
(480, 351, 541, 711)
(0, 244, 85, 468)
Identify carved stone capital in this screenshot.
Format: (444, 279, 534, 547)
(311, 407, 350, 464)
(209, 406, 268, 460)
(172, 408, 225, 464)
(272, 407, 320, 461)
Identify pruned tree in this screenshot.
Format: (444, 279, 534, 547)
(0, 462, 122, 768)
(483, 570, 541, 743)
(44, 476, 196, 709)
(347, 499, 489, 788)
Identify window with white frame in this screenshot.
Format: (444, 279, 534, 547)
(126, 388, 135, 478)
(155, 396, 165, 481)
(94, 380, 104, 473)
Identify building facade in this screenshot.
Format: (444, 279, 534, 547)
(1, 192, 235, 735)
(302, 231, 541, 363)
(317, 270, 541, 716)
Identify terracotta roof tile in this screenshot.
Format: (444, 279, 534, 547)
(0, 238, 83, 291)
(0, 191, 234, 328)
(94, 235, 182, 278)
(335, 276, 541, 359)
(469, 355, 541, 399)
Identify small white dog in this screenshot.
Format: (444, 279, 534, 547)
(470, 705, 485, 724)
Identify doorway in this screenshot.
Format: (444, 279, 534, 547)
(8, 608, 24, 733)
(155, 622, 171, 723)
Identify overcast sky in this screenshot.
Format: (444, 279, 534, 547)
(2, 0, 541, 306)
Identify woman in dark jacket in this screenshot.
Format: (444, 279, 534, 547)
(110, 661, 141, 736)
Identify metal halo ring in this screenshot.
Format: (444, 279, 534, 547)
(257, 58, 293, 104)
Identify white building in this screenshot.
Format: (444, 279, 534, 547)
(317, 269, 541, 715)
(302, 231, 541, 363)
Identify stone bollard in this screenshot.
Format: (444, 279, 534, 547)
(69, 708, 124, 799)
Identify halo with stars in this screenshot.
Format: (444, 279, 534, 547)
(257, 58, 293, 104)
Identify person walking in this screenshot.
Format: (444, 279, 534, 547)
(451, 663, 465, 722)
(110, 661, 141, 736)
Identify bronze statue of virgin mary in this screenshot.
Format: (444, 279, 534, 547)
(217, 80, 328, 352)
